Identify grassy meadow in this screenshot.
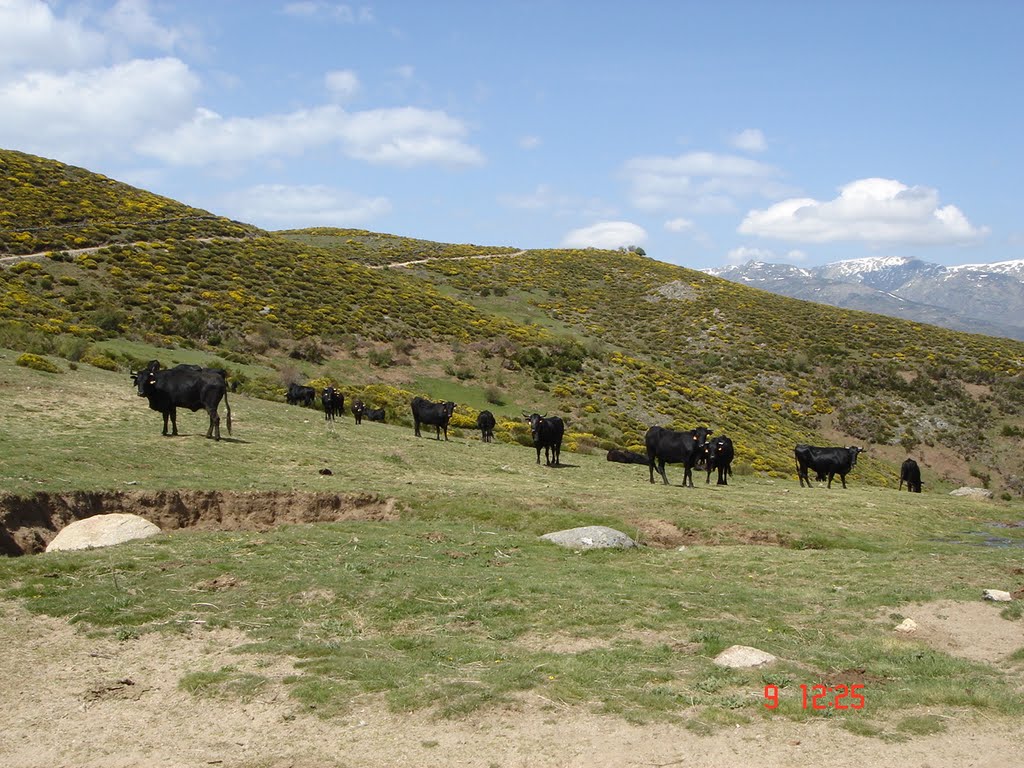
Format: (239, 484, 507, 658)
(2, 348, 1023, 737)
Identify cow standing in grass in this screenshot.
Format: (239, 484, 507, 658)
(794, 444, 864, 489)
(525, 413, 564, 466)
(131, 361, 231, 440)
(703, 435, 735, 485)
(477, 410, 496, 442)
(412, 397, 456, 440)
(321, 387, 344, 422)
(645, 426, 712, 487)
(899, 458, 922, 492)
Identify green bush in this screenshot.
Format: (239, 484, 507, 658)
(15, 352, 62, 373)
(82, 353, 119, 371)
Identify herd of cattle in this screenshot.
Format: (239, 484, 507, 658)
(130, 361, 923, 491)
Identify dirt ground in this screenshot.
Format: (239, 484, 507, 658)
(2, 601, 1023, 768)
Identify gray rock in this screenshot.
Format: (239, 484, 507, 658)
(949, 487, 994, 500)
(540, 525, 637, 550)
(983, 589, 1013, 602)
(713, 645, 777, 669)
(46, 513, 161, 553)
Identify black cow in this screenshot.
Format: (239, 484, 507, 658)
(645, 426, 712, 486)
(795, 444, 865, 489)
(477, 410, 496, 442)
(364, 406, 385, 422)
(352, 398, 366, 424)
(524, 413, 564, 466)
(606, 448, 649, 465)
(321, 387, 344, 422)
(131, 360, 231, 440)
(286, 383, 316, 407)
(703, 436, 735, 485)
(899, 458, 922, 492)
(412, 397, 456, 440)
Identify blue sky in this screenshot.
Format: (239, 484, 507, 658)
(2, 0, 1022, 269)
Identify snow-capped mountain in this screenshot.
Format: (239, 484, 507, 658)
(705, 257, 1024, 340)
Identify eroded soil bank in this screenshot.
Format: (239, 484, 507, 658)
(0, 490, 402, 556)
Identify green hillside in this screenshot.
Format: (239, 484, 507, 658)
(0, 149, 259, 255)
(2, 148, 1024, 490)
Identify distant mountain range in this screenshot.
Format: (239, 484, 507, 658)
(704, 256, 1024, 340)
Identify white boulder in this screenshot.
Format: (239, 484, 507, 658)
(712, 645, 777, 669)
(46, 513, 161, 553)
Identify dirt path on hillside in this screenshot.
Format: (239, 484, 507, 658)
(0, 236, 249, 266)
(372, 249, 527, 269)
(2, 601, 1022, 768)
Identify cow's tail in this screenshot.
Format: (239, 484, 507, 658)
(224, 391, 232, 436)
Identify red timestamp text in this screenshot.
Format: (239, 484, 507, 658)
(763, 683, 866, 710)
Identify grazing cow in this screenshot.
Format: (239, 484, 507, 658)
(703, 436, 735, 485)
(131, 360, 231, 440)
(363, 406, 386, 422)
(645, 426, 713, 486)
(794, 444, 865, 489)
(321, 387, 344, 422)
(899, 458, 922, 492)
(286, 382, 316, 407)
(524, 413, 565, 466)
(606, 448, 649, 465)
(477, 410, 496, 442)
(412, 397, 456, 440)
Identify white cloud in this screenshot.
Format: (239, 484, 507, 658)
(730, 128, 766, 153)
(0, 58, 200, 161)
(519, 135, 541, 150)
(739, 178, 989, 245)
(664, 217, 694, 232)
(222, 184, 390, 228)
(103, 0, 182, 52)
(561, 221, 647, 250)
(622, 151, 787, 213)
(136, 104, 485, 169)
(0, 0, 106, 73)
(283, 2, 374, 23)
(325, 69, 360, 101)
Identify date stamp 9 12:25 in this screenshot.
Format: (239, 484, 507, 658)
(763, 683, 866, 710)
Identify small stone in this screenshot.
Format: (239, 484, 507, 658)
(712, 645, 777, 669)
(983, 589, 1012, 602)
(894, 618, 918, 633)
(949, 487, 994, 500)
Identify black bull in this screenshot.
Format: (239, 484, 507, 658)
(795, 445, 864, 489)
(132, 361, 232, 440)
(645, 426, 712, 487)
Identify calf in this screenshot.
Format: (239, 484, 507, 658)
(524, 413, 565, 466)
(412, 397, 456, 440)
(703, 435, 735, 485)
(477, 410, 496, 442)
(899, 458, 922, 492)
(606, 448, 649, 465)
(795, 444, 864, 489)
(131, 361, 232, 440)
(352, 398, 366, 424)
(645, 426, 712, 486)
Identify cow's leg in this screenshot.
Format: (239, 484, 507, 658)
(414, 419, 421, 437)
(658, 459, 669, 485)
(169, 408, 178, 436)
(839, 473, 847, 489)
(536, 446, 541, 464)
(718, 466, 727, 485)
(648, 460, 656, 484)
(162, 411, 170, 436)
